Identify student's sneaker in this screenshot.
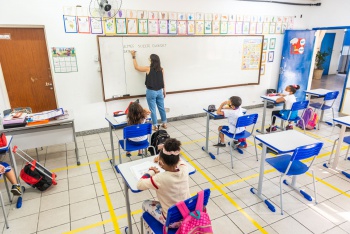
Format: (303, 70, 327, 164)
(237, 142, 247, 149)
(126, 152, 132, 157)
(137, 153, 144, 157)
(266, 126, 277, 133)
(213, 142, 226, 147)
(286, 125, 294, 130)
(11, 184, 22, 196)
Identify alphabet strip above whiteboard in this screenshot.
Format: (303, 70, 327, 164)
(62, 6, 294, 35)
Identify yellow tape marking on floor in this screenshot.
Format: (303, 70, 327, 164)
(306, 172, 350, 198)
(181, 151, 267, 234)
(96, 162, 120, 234)
(62, 219, 112, 234)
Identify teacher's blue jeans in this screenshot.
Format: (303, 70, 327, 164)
(146, 89, 167, 126)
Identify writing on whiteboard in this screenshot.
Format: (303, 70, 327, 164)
(123, 43, 167, 53)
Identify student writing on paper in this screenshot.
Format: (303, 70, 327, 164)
(126, 102, 151, 157)
(137, 138, 190, 230)
(130, 50, 167, 131)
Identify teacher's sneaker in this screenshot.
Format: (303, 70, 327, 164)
(213, 142, 226, 147)
(11, 185, 22, 196)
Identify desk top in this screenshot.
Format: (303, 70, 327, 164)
(304, 89, 333, 96)
(116, 155, 196, 193)
(203, 108, 247, 119)
(0, 114, 75, 132)
(334, 116, 350, 127)
(260, 95, 280, 102)
(255, 130, 321, 154)
(105, 114, 128, 128)
(0, 136, 13, 151)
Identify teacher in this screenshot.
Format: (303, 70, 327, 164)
(130, 50, 167, 131)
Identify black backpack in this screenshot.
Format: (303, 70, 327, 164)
(148, 128, 170, 155)
(20, 161, 56, 191)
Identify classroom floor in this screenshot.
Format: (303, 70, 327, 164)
(1, 105, 350, 234)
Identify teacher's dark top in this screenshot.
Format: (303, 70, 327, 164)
(145, 68, 164, 91)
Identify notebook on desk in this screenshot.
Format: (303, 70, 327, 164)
(113, 114, 127, 124)
(130, 161, 165, 180)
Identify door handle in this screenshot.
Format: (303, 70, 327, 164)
(45, 82, 53, 86)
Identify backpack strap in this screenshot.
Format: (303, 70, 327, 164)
(195, 190, 205, 211)
(176, 201, 191, 218)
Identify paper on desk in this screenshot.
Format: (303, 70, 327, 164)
(28, 108, 64, 122)
(130, 161, 165, 180)
(114, 115, 127, 123)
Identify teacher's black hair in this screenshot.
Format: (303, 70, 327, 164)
(150, 54, 162, 72)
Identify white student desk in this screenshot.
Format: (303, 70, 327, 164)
(0, 114, 80, 165)
(257, 95, 280, 134)
(324, 116, 350, 179)
(105, 114, 128, 166)
(252, 130, 321, 212)
(116, 156, 196, 234)
(202, 108, 247, 159)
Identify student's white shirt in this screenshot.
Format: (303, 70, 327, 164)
(137, 162, 190, 217)
(222, 107, 245, 134)
(282, 94, 296, 110)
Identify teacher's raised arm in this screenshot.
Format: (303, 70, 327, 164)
(130, 51, 168, 131)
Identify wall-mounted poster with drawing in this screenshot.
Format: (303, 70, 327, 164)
(103, 18, 116, 35)
(90, 17, 103, 34)
(148, 20, 159, 35)
(269, 38, 276, 49)
(77, 16, 90, 33)
(177, 20, 187, 35)
(236, 22, 243, 34)
(220, 21, 228, 34)
(127, 19, 137, 34)
(242, 22, 250, 34)
(159, 20, 168, 34)
(256, 22, 263, 34)
(260, 64, 265, 75)
(116, 18, 127, 34)
(63, 16, 77, 33)
(241, 38, 262, 70)
(195, 21, 204, 34)
(268, 51, 274, 62)
(168, 20, 177, 34)
(187, 21, 195, 35)
(204, 21, 212, 34)
(228, 21, 236, 34)
(138, 19, 148, 34)
(212, 21, 220, 34)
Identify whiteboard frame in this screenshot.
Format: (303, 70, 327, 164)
(97, 35, 264, 102)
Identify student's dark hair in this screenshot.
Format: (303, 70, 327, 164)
(229, 96, 242, 108)
(159, 138, 181, 167)
(288, 84, 300, 94)
(150, 54, 162, 72)
(127, 102, 146, 125)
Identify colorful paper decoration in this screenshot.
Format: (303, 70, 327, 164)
(138, 19, 148, 34)
(63, 16, 77, 33)
(116, 18, 127, 34)
(148, 20, 159, 34)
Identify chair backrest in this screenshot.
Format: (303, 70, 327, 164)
(235, 113, 259, 128)
(291, 142, 323, 162)
(324, 91, 339, 101)
(291, 100, 309, 112)
(165, 189, 211, 227)
(123, 123, 152, 139)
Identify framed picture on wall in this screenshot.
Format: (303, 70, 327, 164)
(77, 16, 90, 33)
(235, 22, 243, 34)
(159, 20, 168, 34)
(228, 21, 236, 34)
(256, 22, 263, 34)
(268, 51, 274, 62)
(242, 22, 250, 34)
(220, 21, 228, 34)
(263, 38, 268, 50)
(262, 51, 266, 63)
(90, 17, 103, 34)
(177, 20, 187, 35)
(269, 38, 276, 50)
(260, 64, 265, 75)
(204, 21, 212, 34)
(195, 21, 204, 34)
(63, 16, 78, 33)
(138, 19, 148, 34)
(148, 19, 159, 35)
(212, 21, 220, 34)
(187, 21, 195, 35)
(168, 20, 177, 34)
(103, 18, 116, 35)
(116, 18, 127, 34)
(127, 19, 138, 34)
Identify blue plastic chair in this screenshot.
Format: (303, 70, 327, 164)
(265, 142, 323, 215)
(117, 123, 155, 164)
(140, 189, 211, 234)
(309, 91, 339, 129)
(270, 100, 309, 133)
(329, 136, 350, 163)
(217, 113, 259, 169)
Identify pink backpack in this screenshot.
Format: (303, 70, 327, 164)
(297, 108, 318, 130)
(175, 191, 213, 234)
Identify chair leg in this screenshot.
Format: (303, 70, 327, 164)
(345, 146, 350, 160)
(217, 134, 220, 155)
(0, 192, 9, 228)
(311, 170, 317, 204)
(279, 176, 284, 215)
(253, 137, 258, 161)
(332, 108, 335, 126)
(140, 215, 144, 234)
(328, 139, 338, 165)
(230, 139, 234, 169)
(318, 110, 324, 130)
(301, 119, 306, 134)
(118, 144, 122, 164)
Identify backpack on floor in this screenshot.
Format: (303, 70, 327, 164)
(20, 161, 56, 191)
(148, 126, 170, 155)
(297, 108, 318, 130)
(174, 190, 213, 234)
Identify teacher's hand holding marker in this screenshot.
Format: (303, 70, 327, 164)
(130, 50, 168, 131)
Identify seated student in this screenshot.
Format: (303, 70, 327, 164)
(266, 84, 300, 132)
(213, 96, 247, 148)
(126, 102, 151, 157)
(137, 138, 190, 230)
(0, 162, 22, 195)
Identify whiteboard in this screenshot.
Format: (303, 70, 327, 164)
(98, 35, 263, 101)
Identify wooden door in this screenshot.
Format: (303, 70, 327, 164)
(0, 28, 57, 112)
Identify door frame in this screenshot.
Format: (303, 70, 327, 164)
(0, 25, 58, 111)
(312, 26, 350, 112)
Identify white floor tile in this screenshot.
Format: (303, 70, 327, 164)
(270, 216, 312, 234)
(38, 205, 70, 231)
(293, 208, 335, 233)
(70, 199, 100, 221)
